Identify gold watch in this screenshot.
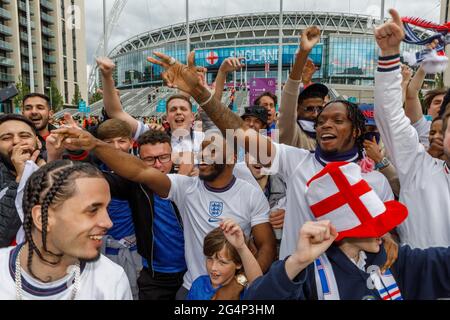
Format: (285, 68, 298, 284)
(235, 274, 248, 287)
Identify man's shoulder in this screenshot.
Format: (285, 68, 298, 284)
(362, 169, 388, 182)
(168, 174, 198, 188)
(0, 246, 13, 258)
(274, 142, 313, 158)
(0, 162, 16, 184)
(233, 176, 260, 191)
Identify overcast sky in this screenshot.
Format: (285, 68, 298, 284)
(84, 0, 441, 70)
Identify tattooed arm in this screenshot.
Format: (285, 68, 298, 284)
(147, 52, 275, 167)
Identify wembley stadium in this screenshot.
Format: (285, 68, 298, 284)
(59, 11, 432, 118)
(108, 11, 431, 89)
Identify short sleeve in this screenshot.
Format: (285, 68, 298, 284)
(248, 186, 271, 227)
(263, 143, 311, 181)
(133, 120, 149, 141)
(165, 174, 196, 205)
(372, 171, 395, 202)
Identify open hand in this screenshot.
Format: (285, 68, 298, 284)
(147, 52, 207, 98)
(401, 64, 412, 84)
(51, 127, 97, 151)
(363, 137, 383, 164)
(220, 218, 245, 251)
(219, 57, 245, 74)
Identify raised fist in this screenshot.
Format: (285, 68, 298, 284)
(291, 221, 338, 266)
(300, 26, 321, 52)
(96, 57, 116, 78)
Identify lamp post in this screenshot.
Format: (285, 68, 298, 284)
(26, 0, 34, 90)
(46, 86, 53, 110)
(186, 0, 190, 60)
(277, 0, 283, 105)
(103, 0, 108, 56)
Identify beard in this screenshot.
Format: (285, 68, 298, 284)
(0, 150, 15, 172)
(29, 115, 49, 131)
(79, 251, 101, 263)
(199, 163, 226, 182)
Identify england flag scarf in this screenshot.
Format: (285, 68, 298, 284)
(314, 253, 403, 300)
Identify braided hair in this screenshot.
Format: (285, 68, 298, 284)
(22, 160, 103, 282)
(315, 100, 367, 159)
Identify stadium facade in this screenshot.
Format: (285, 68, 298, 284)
(106, 11, 432, 103)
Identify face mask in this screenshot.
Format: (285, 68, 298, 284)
(298, 120, 316, 133)
(364, 132, 381, 145)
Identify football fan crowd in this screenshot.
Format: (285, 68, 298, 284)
(0, 9, 449, 301)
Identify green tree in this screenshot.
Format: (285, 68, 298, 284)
(71, 84, 82, 106)
(89, 86, 103, 104)
(13, 76, 30, 110)
(435, 72, 445, 89)
(47, 80, 64, 113)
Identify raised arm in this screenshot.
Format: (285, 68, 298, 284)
(405, 66, 426, 124)
(214, 57, 244, 101)
(373, 9, 430, 180)
(221, 219, 263, 284)
(400, 64, 412, 106)
(147, 51, 275, 167)
(52, 127, 171, 198)
(278, 27, 321, 146)
(96, 58, 140, 135)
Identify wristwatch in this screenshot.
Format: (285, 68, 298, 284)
(235, 274, 249, 287)
(375, 157, 390, 170)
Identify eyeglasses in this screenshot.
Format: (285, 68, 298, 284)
(303, 106, 324, 113)
(142, 154, 172, 165)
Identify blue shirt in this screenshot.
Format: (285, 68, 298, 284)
(106, 198, 135, 241)
(100, 163, 136, 254)
(142, 195, 186, 273)
(187, 275, 245, 300)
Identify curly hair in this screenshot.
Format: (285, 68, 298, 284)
(315, 100, 367, 159)
(22, 160, 103, 282)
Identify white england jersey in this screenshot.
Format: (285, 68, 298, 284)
(0, 246, 132, 300)
(166, 174, 270, 290)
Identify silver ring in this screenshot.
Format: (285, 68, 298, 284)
(169, 57, 176, 66)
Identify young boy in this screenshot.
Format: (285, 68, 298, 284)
(244, 162, 450, 300)
(187, 219, 262, 300)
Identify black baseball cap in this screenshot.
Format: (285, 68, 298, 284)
(241, 106, 268, 127)
(298, 83, 329, 103)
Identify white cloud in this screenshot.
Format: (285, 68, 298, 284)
(85, 0, 441, 69)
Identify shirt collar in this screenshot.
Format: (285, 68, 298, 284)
(350, 251, 368, 272)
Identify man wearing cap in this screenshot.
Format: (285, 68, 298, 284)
(277, 27, 329, 150)
(373, 9, 450, 249)
(244, 162, 450, 300)
(241, 106, 269, 132)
